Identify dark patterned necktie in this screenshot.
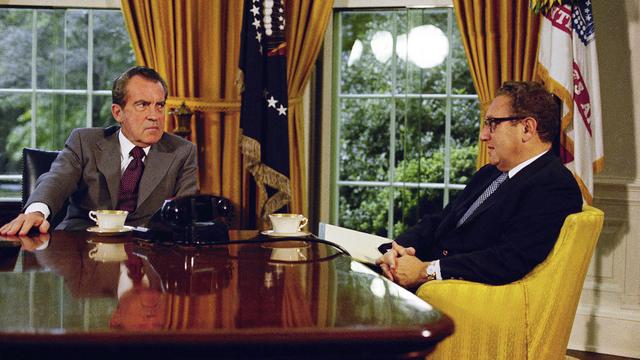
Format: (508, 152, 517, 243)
(457, 172, 509, 227)
(117, 146, 145, 213)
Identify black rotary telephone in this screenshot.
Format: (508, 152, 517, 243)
(135, 194, 234, 245)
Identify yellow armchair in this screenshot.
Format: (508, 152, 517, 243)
(417, 205, 604, 360)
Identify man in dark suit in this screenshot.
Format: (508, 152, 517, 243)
(377, 81, 582, 287)
(0, 66, 198, 235)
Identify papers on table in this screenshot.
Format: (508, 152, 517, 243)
(318, 223, 391, 265)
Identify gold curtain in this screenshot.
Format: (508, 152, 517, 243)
(121, 1, 246, 227)
(453, 0, 540, 168)
(285, 0, 333, 216)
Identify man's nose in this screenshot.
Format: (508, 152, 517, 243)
(479, 125, 491, 141)
(147, 107, 164, 120)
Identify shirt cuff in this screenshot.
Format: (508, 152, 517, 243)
(25, 202, 51, 220)
(428, 260, 443, 281)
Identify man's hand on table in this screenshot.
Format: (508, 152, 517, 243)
(0, 212, 50, 236)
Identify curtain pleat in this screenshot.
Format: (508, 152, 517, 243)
(285, 0, 333, 216)
(453, 0, 540, 168)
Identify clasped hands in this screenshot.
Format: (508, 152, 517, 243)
(375, 241, 431, 289)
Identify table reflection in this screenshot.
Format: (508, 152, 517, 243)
(1, 231, 446, 334)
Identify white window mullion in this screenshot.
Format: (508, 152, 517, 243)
(443, 8, 454, 206)
(30, 10, 37, 148)
(86, 10, 94, 128)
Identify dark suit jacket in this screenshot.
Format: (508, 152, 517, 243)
(388, 151, 582, 285)
(25, 127, 198, 230)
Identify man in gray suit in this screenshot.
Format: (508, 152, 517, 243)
(0, 66, 198, 235)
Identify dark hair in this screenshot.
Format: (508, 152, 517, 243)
(111, 66, 168, 106)
(496, 81, 559, 143)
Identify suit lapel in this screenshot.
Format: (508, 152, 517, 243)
(95, 131, 122, 209)
(137, 137, 176, 208)
(458, 151, 555, 226)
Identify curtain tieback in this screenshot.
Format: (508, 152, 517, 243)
(166, 97, 241, 113)
(167, 96, 304, 112)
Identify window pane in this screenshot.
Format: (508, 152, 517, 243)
(0, 178, 21, 199)
(36, 94, 86, 150)
(338, 186, 389, 237)
(93, 10, 135, 90)
(339, 98, 390, 182)
(451, 22, 475, 94)
(0, 9, 32, 89)
(396, 98, 446, 183)
(0, 93, 32, 174)
(451, 98, 480, 185)
(92, 95, 117, 128)
(398, 10, 448, 95)
(340, 11, 395, 95)
(393, 187, 444, 238)
(37, 9, 88, 90)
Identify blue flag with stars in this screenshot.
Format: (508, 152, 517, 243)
(239, 0, 291, 223)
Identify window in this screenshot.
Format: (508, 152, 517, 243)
(331, 5, 479, 238)
(0, 6, 135, 200)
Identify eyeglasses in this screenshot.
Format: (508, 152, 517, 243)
(483, 116, 526, 133)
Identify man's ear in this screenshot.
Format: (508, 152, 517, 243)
(521, 117, 538, 142)
(111, 104, 124, 124)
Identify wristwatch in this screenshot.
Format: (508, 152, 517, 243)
(425, 262, 438, 282)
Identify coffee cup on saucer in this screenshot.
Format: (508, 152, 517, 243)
(268, 213, 308, 234)
(89, 210, 128, 230)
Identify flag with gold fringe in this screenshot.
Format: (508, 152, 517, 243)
(535, 0, 603, 204)
(239, 0, 291, 225)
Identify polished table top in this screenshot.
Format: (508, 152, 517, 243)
(0, 230, 453, 359)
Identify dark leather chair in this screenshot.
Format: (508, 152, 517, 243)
(22, 148, 68, 229)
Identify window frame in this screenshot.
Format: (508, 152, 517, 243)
(325, 0, 479, 237)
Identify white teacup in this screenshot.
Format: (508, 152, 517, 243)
(269, 213, 308, 234)
(89, 210, 128, 230)
(88, 243, 127, 262)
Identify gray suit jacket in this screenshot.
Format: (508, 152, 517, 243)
(26, 127, 198, 230)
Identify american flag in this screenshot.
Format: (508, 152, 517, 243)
(239, 0, 291, 225)
(536, 0, 603, 204)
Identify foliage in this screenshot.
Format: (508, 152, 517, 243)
(339, 146, 477, 237)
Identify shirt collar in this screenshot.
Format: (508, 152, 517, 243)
(507, 150, 548, 178)
(118, 130, 150, 160)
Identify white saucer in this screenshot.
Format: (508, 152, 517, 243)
(261, 230, 311, 238)
(87, 225, 134, 236)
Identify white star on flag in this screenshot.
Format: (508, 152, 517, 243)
(252, 18, 261, 29)
(256, 32, 262, 42)
(250, 5, 259, 16)
(267, 96, 278, 108)
(277, 104, 287, 116)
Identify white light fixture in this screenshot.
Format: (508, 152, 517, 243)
(370, 30, 393, 63)
(348, 39, 363, 66)
(396, 25, 449, 69)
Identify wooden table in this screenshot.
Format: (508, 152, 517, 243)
(0, 230, 453, 359)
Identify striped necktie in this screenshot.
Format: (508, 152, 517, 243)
(457, 172, 509, 227)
